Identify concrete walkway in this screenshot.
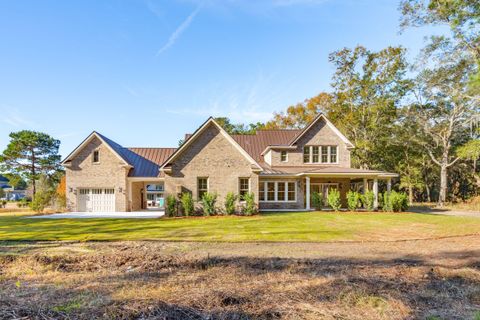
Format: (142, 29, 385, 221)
(29, 211, 165, 219)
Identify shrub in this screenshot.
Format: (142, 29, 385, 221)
(56, 193, 67, 210)
(30, 190, 53, 213)
(1, 200, 6, 208)
(224, 192, 237, 215)
(311, 192, 323, 210)
(383, 192, 393, 212)
(383, 191, 409, 212)
(346, 191, 361, 211)
(201, 192, 217, 216)
(362, 190, 375, 211)
(166, 194, 177, 217)
(327, 189, 341, 211)
(242, 192, 257, 216)
(17, 198, 30, 208)
(180, 192, 194, 216)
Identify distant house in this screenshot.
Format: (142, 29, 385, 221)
(62, 114, 397, 213)
(0, 175, 26, 201)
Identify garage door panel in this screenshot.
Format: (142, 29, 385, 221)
(78, 188, 115, 212)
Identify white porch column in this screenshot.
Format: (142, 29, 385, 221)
(363, 178, 368, 194)
(305, 177, 311, 210)
(373, 178, 379, 210)
(387, 178, 392, 192)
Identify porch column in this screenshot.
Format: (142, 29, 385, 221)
(373, 178, 378, 210)
(363, 178, 368, 193)
(387, 178, 392, 192)
(305, 177, 311, 210)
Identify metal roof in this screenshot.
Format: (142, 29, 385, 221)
(125, 148, 176, 177)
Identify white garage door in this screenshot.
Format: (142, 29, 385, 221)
(78, 188, 115, 212)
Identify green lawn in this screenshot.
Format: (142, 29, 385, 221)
(0, 211, 479, 242)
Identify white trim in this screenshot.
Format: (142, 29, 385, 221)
(160, 118, 262, 171)
(260, 145, 297, 156)
(127, 177, 165, 182)
(280, 151, 288, 163)
(303, 145, 339, 164)
(61, 131, 130, 166)
(289, 114, 354, 148)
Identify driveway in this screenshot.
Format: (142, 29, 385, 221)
(29, 211, 165, 219)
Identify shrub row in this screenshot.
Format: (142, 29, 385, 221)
(311, 190, 408, 212)
(166, 192, 257, 217)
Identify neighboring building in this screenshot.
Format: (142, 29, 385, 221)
(62, 115, 397, 212)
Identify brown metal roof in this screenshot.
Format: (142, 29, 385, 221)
(124, 148, 176, 177)
(232, 130, 301, 163)
(261, 166, 397, 176)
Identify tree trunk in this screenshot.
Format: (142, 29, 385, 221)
(425, 184, 431, 202)
(408, 185, 414, 205)
(438, 165, 448, 206)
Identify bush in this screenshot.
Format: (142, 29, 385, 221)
(327, 189, 341, 211)
(311, 192, 323, 210)
(30, 190, 53, 213)
(242, 192, 257, 216)
(383, 191, 409, 212)
(17, 198, 30, 208)
(166, 194, 177, 217)
(362, 190, 375, 211)
(201, 192, 217, 216)
(1, 200, 6, 208)
(180, 192, 194, 216)
(346, 191, 361, 211)
(224, 192, 237, 215)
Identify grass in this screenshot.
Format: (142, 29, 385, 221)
(0, 211, 479, 242)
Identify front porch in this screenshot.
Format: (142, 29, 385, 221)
(303, 174, 395, 210)
(128, 178, 165, 211)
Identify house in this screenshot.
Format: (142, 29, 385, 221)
(0, 175, 26, 201)
(61, 114, 397, 213)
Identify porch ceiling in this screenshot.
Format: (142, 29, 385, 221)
(260, 166, 398, 179)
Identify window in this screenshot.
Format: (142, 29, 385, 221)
(303, 146, 310, 163)
(259, 181, 296, 202)
(239, 178, 250, 198)
(287, 182, 295, 201)
(321, 146, 328, 163)
(303, 146, 338, 164)
(93, 150, 99, 163)
(312, 146, 319, 163)
(280, 151, 288, 162)
(277, 182, 285, 201)
(330, 146, 337, 163)
(197, 177, 208, 199)
(267, 182, 275, 201)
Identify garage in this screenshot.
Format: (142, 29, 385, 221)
(77, 188, 115, 212)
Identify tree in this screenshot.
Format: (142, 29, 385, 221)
(264, 92, 333, 129)
(325, 46, 410, 170)
(0, 187, 5, 200)
(214, 117, 264, 135)
(0, 131, 61, 198)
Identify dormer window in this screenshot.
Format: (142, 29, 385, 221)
(304, 146, 338, 164)
(93, 150, 100, 163)
(280, 151, 288, 162)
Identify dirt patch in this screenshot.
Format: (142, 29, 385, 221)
(0, 238, 479, 319)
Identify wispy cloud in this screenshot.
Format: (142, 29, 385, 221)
(0, 107, 35, 128)
(165, 71, 296, 123)
(156, 4, 202, 56)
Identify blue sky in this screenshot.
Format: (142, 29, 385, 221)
(0, 0, 438, 157)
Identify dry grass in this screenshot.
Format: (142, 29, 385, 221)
(1, 237, 479, 320)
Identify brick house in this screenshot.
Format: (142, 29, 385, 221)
(61, 114, 397, 212)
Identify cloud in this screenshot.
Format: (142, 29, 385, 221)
(164, 71, 296, 123)
(156, 5, 202, 56)
(0, 107, 35, 128)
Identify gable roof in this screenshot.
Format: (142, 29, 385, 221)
(160, 117, 263, 171)
(288, 113, 354, 148)
(232, 130, 300, 164)
(124, 148, 176, 177)
(61, 131, 131, 166)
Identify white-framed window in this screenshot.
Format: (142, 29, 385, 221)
(197, 177, 208, 199)
(259, 181, 297, 202)
(239, 178, 250, 198)
(303, 146, 338, 164)
(280, 151, 288, 162)
(146, 184, 164, 192)
(93, 150, 100, 163)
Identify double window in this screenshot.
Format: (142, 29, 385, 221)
(303, 145, 338, 164)
(259, 181, 296, 202)
(197, 177, 208, 199)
